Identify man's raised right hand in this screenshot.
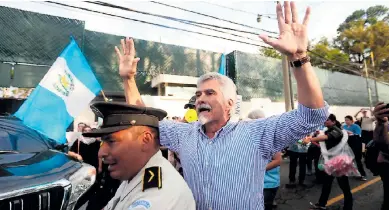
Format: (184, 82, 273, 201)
(115, 37, 140, 79)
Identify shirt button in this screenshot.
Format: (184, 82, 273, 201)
(208, 141, 212, 144)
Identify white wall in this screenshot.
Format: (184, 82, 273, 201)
(73, 96, 372, 128)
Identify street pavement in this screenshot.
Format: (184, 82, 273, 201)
(276, 158, 383, 210)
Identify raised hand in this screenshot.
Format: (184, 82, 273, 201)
(373, 102, 389, 122)
(259, 1, 310, 60)
(115, 37, 141, 78)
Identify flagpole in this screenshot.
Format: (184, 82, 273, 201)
(100, 90, 109, 102)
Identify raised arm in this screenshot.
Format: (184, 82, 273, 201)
(115, 38, 190, 151)
(354, 109, 362, 119)
(259, 2, 324, 108)
(115, 37, 144, 106)
(251, 2, 328, 158)
(248, 104, 327, 159)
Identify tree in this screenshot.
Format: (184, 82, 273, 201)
(338, 20, 389, 71)
(337, 6, 389, 33)
(334, 5, 389, 64)
(308, 37, 351, 73)
(259, 47, 282, 59)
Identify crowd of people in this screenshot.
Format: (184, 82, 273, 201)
(63, 2, 389, 210)
(67, 107, 385, 210)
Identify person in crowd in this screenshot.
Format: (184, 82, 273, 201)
(84, 102, 195, 210)
(306, 129, 325, 184)
(68, 125, 100, 169)
(77, 122, 86, 132)
(67, 125, 102, 209)
(286, 137, 309, 188)
(115, 1, 329, 209)
(248, 109, 281, 210)
(304, 114, 353, 210)
(164, 96, 198, 176)
(306, 132, 315, 176)
(183, 95, 198, 123)
(372, 102, 389, 210)
(355, 108, 375, 145)
(170, 95, 199, 177)
(343, 115, 367, 181)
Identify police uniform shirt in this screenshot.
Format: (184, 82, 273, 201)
(103, 150, 195, 210)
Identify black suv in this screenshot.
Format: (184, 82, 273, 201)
(0, 116, 96, 210)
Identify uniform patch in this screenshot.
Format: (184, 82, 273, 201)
(142, 166, 162, 191)
(128, 200, 152, 210)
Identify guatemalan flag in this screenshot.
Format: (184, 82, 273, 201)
(218, 53, 226, 75)
(14, 38, 102, 144)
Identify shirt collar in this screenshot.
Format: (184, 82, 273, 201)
(196, 120, 236, 138)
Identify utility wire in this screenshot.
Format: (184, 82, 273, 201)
(45, 1, 272, 49)
(308, 50, 387, 81)
(86, 1, 270, 42)
(87, 1, 278, 38)
(308, 50, 363, 76)
(200, 1, 277, 19)
(41, 2, 372, 79)
(149, 1, 278, 34)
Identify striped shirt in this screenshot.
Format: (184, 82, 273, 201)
(160, 103, 329, 210)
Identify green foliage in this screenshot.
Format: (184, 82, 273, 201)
(309, 37, 350, 73)
(334, 5, 389, 65)
(259, 48, 282, 59)
(303, 5, 389, 81)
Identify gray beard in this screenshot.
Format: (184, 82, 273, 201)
(198, 114, 210, 125)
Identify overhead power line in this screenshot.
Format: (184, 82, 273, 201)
(86, 1, 271, 42)
(45, 1, 272, 49)
(308, 50, 363, 76)
(200, 1, 277, 19)
(40, 2, 367, 79)
(149, 1, 278, 34)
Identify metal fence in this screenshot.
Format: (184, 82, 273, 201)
(228, 50, 387, 106)
(1, 5, 389, 107)
(0, 6, 222, 94)
(83, 31, 222, 94)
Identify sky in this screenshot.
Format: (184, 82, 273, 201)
(1, 1, 389, 54)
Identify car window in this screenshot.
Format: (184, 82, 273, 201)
(0, 130, 49, 153)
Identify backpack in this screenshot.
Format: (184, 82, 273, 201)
(364, 140, 380, 176)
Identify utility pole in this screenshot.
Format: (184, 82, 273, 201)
(282, 55, 292, 112)
(288, 64, 295, 110)
(371, 51, 379, 104)
(364, 59, 373, 111)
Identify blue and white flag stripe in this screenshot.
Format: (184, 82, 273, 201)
(15, 38, 101, 144)
(218, 53, 226, 75)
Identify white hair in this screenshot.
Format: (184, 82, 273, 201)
(247, 109, 265, 120)
(197, 72, 237, 116)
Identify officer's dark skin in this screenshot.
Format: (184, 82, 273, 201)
(99, 126, 159, 181)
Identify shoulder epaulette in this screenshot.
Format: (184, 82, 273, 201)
(142, 166, 162, 191)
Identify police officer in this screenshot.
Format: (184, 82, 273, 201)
(83, 102, 195, 210)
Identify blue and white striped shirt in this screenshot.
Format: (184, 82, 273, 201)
(160, 103, 329, 210)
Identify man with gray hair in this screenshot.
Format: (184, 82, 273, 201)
(114, 2, 329, 209)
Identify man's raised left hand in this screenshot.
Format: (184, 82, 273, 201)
(259, 1, 310, 61)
